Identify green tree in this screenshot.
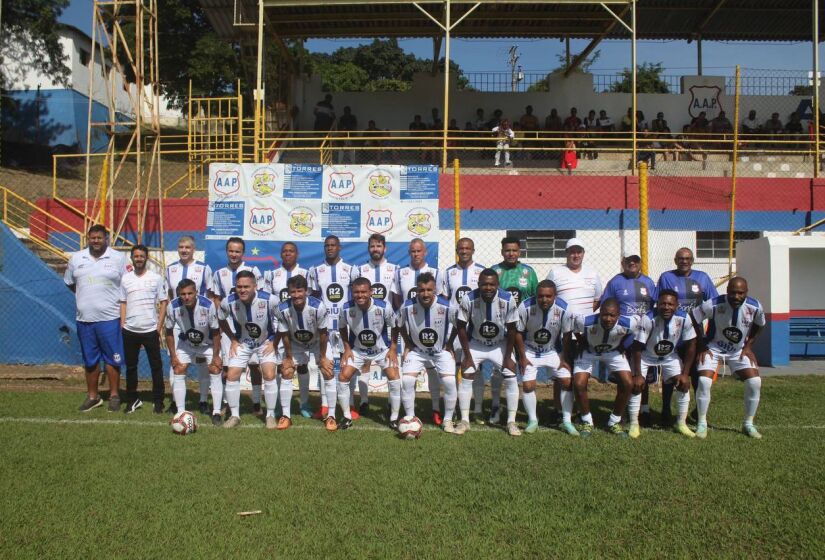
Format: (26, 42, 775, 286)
(610, 62, 670, 94)
(527, 50, 601, 92)
(790, 84, 813, 96)
(1, 0, 71, 89)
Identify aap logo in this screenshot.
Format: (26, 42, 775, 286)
(212, 169, 241, 196)
(327, 172, 355, 199)
(688, 86, 723, 119)
(249, 207, 276, 234)
(366, 209, 393, 234)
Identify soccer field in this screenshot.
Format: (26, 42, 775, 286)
(1, 376, 823, 559)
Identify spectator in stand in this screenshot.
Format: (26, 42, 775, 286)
(741, 109, 760, 133)
(636, 110, 649, 132)
(429, 107, 441, 128)
(492, 118, 515, 167)
(636, 128, 656, 170)
(474, 108, 486, 130)
(711, 111, 733, 134)
(597, 109, 614, 131)
(785, 112, 805, 152)
(545, 108, 563, 131)
(764, 112, 784, 148)
(519, 105, 540, 159)
(651, 112, 669, 133)
(561, 119, 578, 174)
(362, 120, 382, 163)
(313, 94, 336, 132)
(690, 111, 709, 131)
(337, 106, 358, 164)
(486, 109, 503, 130)
(621, 107, 634, 131)
(564, 107, 582, 130)
(582, 110, 599, 160)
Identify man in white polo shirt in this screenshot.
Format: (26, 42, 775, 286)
(120, 244, 168, 414)
(64, 224, 131, 412)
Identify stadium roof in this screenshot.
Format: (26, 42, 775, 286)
(199, 0, 825, 42)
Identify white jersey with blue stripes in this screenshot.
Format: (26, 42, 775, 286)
(275, 296, 328, 352)
(458, 288, 518, 346)
(165, 260, 212, 297)
(308, 259, 355, 330)
(351, 260, 398, 303)
(218, 290, 277, 348)
(165, 295, 219, 347)
(210, 262, 263, 301)
(517, 297, 571, 355)
(445, 262, 486, 310)
(398, 296, 453, 353)
(342, 298, 395, 355)
(635, 309, 696, 361)
(395, 263, 445, 303)
(691, 295, 765, 355)
(264, 264, 308, 304)
(573, 313, 637, 355)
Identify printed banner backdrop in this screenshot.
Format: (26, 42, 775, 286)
(205, 163, 440, 272)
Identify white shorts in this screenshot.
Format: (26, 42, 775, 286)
(291, 344, 334, 366)
(402, 349, 454, 376)
(175, 341, 213, 366)
(346, 348, 395, 371)
(521, 349, 570, 382)
(698, 347, 757, 374)
(466, 340, 515, 377)
(573, 350, 630, 375)
(222, 332, 262, 366)
(327, 329, 344, 355)
(227, 344, 278, 369)
(640, 354, 682, 382)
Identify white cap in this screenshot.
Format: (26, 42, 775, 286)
(622, 252, 641, 261)
(565, 238, 584, 251)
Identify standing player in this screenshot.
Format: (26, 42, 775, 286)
(338, 277, 401, 431)
(393, 238, 446, 425)
(120, 245, 168, 414)
(165, 235, 213, 413)
(600, 253, 657, 424)
(350, 233, 399, 415)
(274, 275, 335, 430)
(209, 237, 264, 415)
(514, 280, 576, 435)
(308, 235, 356, 421)
(397, 273, 457, 431)
(217, 271, 279, 428)
(164, 279, 223, 425)
(656, 247, 718, 423)
(631, 289, 697, 438)
(263, 242, 311, 418)
(444, 238, 486, 421)
(64, 224, 130, 412)
(569, 298, 638, 437)
(454, 269, 520, 436)
(690, 277, 765, 439)
(490, 237, 538, 424)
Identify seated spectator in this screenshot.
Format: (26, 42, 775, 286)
(636, 110, 649, 131)
(621, 107, 634, 131)
(785, 112, 804, 135)
(582, 110, 599, 160)
(429, 107, 441, 128)
(651, 112, 668, 133)
(636, 128, 656, 170)
(336, 106, 358, 164)
(764, 112, 783, 135)
(741, 109, 760, 134)
(690, 111, 709, 132)
(564, 107, 582, 131)
(474, 108, 486, 130)
(362, 120, 382, 163)
(544, 108, 563, 131)
(519, 105, 540, 159)
(710, 111, 733, 134)
(409, 114, 428, 132)
(485, 109, 503, 130)
(597, 109, 614, 131)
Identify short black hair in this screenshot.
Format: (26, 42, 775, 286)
(368, 233, 386, 245)
(235, 270, 256, 283)
(177, 278, 197, 293)
(281, 241, 298, 252)
(537, 279, 557, 292)
(130, 244, 148, 256)
(286, 274, 308, 290)
(501, 236, 521, 247)
(416, 272, 436, 286)
(352, 276, 371, 289)
(88, 224, 107, 236)
(226, 237, 245, 251)
(601, 297, 619, 311)
(658, 289, 678, 301)
(324, 235, 340, 244)
(479, 268, 499, 281)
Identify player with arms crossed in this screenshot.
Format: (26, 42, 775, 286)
(165, 279, 223, 425)
(514, 280, 576, 435)
(569, 298, 638, 437)
(273, 275, 335, 430)
(630, 289, 697, 438)
(397, 273, 457, 432)
(690, 277, 765, 439)
(217, 271, 279, 429)
(338, 277, 401, 431)
(454, 269, 520, 436)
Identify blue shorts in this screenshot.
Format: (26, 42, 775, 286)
(77, 319, 124, 369)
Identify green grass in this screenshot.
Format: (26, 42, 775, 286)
(1, 376, 824, 559)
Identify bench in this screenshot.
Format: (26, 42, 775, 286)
(789, 317, 825, 357)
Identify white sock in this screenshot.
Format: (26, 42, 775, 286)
(743, 377, 761, 427)
(628, 393, 642, 425)
(225, 380, 241, 417)
(251, 383, 261, 405)
(358, 372, 370, 406)
(472, 373, 484, 414)
(198, 366, 210, 403)
(442, 376, 457, 422)
(522, 390, 537, 423)
(298, 372, 309, 407)
(320, 374, 328, 408)
(324, 376, 337, 418)
(581, 412, 593, 426)
(172, 374, 187, 411)
(401, 375, 417, 418)
(280, 377, 294, 418)
(491, 371, 502, 409)
(696, 376, 712, 425)
(349, 375, 357, 407)
(607, 413, 622, 427)
(263, 379, 278, 417)
(676, 389, 690, 423)
(209, 374, 223, 415)
(388, 378, 402, 421)
(337, 380, 351, 419)
(503, 375, 519, 423)
(560, 389, 574, 423)
(459, 377, 474, 422)
(427, 368, 440, 413)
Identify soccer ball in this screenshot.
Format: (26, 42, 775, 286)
(171, 410, 198, 435)
(397, 416, 423, 440)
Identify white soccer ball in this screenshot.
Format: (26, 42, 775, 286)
(171, 410, 198, 435)
(397, 416, 423, 440)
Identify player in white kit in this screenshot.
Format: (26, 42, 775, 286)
(631, 289, 697, 438)
(444, 237, 486, 422)
(164, 279, 223, 425)
(338, 277, 401, 431)
(393, 238, 446, 426)
(274, 275, 335, 430)
(455, 269, 520, 436)
(350, 233, 399, 415)
(570, 298, 638, 437)
(217, 271, 279, 429)
(514, 280, 577, 436)
(397, 273, 457, 431)
(263, 242, 311, 418)
(690, 277, 766, 439)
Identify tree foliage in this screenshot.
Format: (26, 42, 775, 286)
(610, 62, 670, 94)
(1, 0, 71, 89)
(527, 50, 601, 92)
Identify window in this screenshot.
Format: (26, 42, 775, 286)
(79, 48, 90, 67)
(506, 230, 575, 259)
(696, 231, 760, 259)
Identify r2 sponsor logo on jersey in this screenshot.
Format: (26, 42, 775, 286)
(246, 323, 262, 339)
(326, 283, 344, 303)
(593, 343, 612, 354)
(723, 326, 743, 344)
(371, 283, 387, 300)
(419, 328, 438, 348)
(359, 330, 377, 347)
(654, 340, 674, 356)
(479, 321, 499, 339)
(328, 172, 355, 199)
(294, 329, 313, 344)
(533, 328, 551, 346)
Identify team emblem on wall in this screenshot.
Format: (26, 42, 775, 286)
(251, 167, 279, 196)
(289, 207, 315, 236)
(249, 207, 276, 234)
(366, 209, 393, 234)
(212, 168, 241, 196)
(367, 170, 393, 198)
(405, 208, 432, 236)
(688, 86, 723, 119)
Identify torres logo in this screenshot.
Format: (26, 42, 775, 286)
(212, 169, 241, 196)
(289, 207, 315, 236)
(405, 208, 432, 236)
(328, 172, 355, 199)
(688, 86, 723, 119)
(367, 170, 392, 198)
(251, 167, 279, 196)
(249, 207, 276, 234)
(366, 209, 393, 234)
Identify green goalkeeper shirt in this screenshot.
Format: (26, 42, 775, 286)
(493, 261, 538, 307)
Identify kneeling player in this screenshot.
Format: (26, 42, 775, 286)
(690, 277, 765, 439)
(274, 275, 335, 430)
(398, 273, 456, 431)
(338, 277, 401, 431)
(165, 279, 223, 425)
(217, 271, 279, 429)
(455, 268, 520, 436)
(514, 280, 576, 435)
(570, 298, 638, 437)
(631, 289, 697, 438)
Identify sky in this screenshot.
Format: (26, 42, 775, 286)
(60, 0, 821, 77)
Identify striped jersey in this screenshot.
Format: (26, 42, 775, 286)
(572, 313, 637, 355)
(444, 262, 486, 309)
(517, 297, 571, 355)
(165, 260, 212, 297)
(458, 288, 518, 346)
(397, 296, 452, 353)
(351, 260, 398, 303)
(601, 272, 657, 317)
(211, 262, 263, 301)
(635, 309, 696, 361)
(308, 260, 355, 330)
(342, 298, 394, 355)
(218, 290, 277, 348)
(165, 295, 219, 347)
(264, 264, 308, 304)
(395, 263, 445, 303)
(691, 295, 765, 355)
(275, 296, 328, 352)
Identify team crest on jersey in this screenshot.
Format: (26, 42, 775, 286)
(249, 207, 276, 234)
(113, 353, 122, 362)
(251, 167, 279, 196)
(327, 172, 355, 199)
(640, 287, 648, 296)
(212, 168, 241, 196)
(366, 209, 393, 234)
(518, 277, 528, 287)
(367, 170, 393, 198)
(289, 207, 315, 237)
(405, 208, 433, 236)
(691, 284, 699, 293)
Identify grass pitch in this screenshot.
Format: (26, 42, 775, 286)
(1, 376, 824, 559)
